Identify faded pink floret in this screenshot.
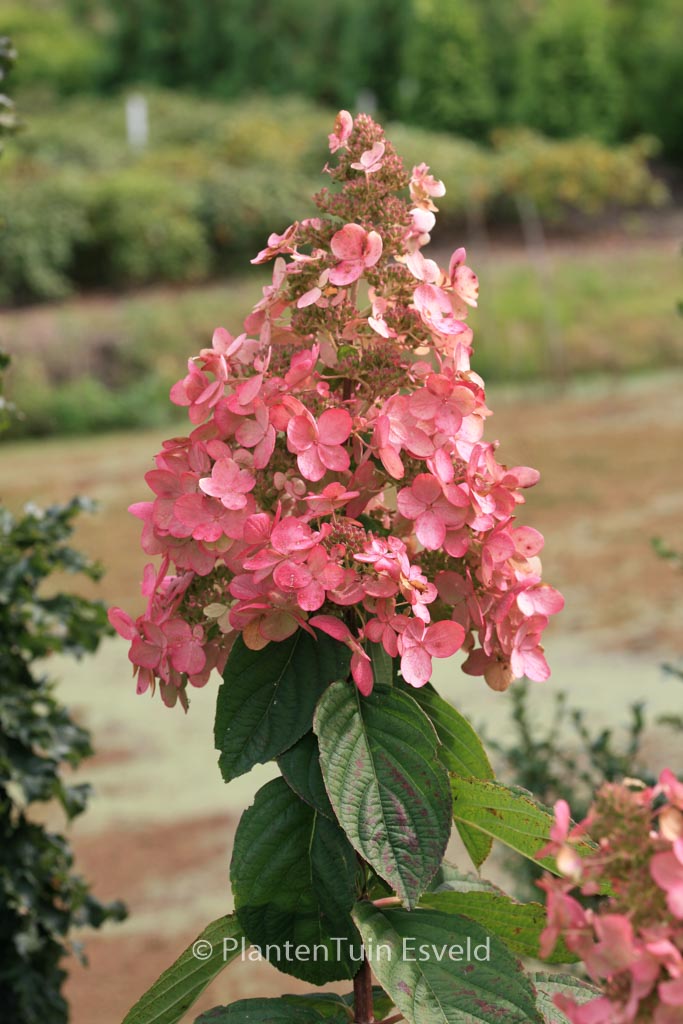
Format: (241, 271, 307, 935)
(328, 224, 383, 286)
(537, 775, 683, 1024)
(351, 141, 385, 175)
(113, 109, 563, 706)
(328, 110, 353, 153)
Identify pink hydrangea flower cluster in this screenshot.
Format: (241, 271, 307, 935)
(109, 111, 562, 708)
(538, 770, 683, 1024)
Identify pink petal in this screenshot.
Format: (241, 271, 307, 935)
(318, 443, 351, 473)
(423, 620, 465, 658)
(328, 260, 363, 286)
(318, 407, 352, 445)
(352, 651, 374, 695)
(108, 607, 138, 641)
(364, 231, 383, 268)
(400, 646, 432, 688)
(298, 446, 326, 481)
(287, 413, 317, 452)
(330, 223, 365, 261)
(415, 510, 446, 550)
(309, 615, 352, 642)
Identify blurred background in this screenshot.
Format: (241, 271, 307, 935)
(0, 1, 682, 1021)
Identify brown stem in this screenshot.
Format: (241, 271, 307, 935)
(376, 1015, 404, 1024)
(353, 952, 374, 1023)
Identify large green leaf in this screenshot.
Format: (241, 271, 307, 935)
(277, 731, 334, 819)
(531, 972, 602, 1023)
(215, 629, 350, 782)
(122, 915, 243, 1024)
(404, 682, 494, 869)
(451, 778, 595, 872)
(420, 891, 578, 963)
(230, 777, 360, 984)
(353, 902, 543, 1024)
(314, 681, 452, 908)
(196, 997, 348, 1023)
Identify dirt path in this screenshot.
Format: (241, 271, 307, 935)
(3, 371, 683, 1022)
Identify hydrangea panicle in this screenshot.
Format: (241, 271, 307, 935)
(537, 771, 683, 1024)
(109, 111, 563, 707)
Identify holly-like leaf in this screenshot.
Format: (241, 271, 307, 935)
(531, 972, 603, 1023)
(215, 630, 350, 782)
(353, 902, 543, 1024)
(404, 682, 494, 868)
(277, 731, 334, 819)
(420, 891, 578, 963)
(314, 681, 451, 908)
(122, 915, 243, 1024)
(451, 778, 595, 872)
(230, 778, 360, 984)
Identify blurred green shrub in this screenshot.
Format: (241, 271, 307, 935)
(81, 169, 210, 288)
(0, 174, 90, 303)
(5, 1, 683, 159)
(0, 92, 667, 305)
(512, 0, 622, 142)
(1, 2, 107, 94)
(398, 0, 496, 138)
(83, 0, 683, 161)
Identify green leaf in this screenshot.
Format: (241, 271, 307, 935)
(215, 629, 350, 782)
(420, 891, 578, 963)
(196, 997, 347, 1023)
(277, 731, 334, 819)
(451, 778, 595, 872)
(427, 862, 503, 895)
(284, 993, 354, 1019)
(353, 902, 543, 1024)
(338, 988, 396, 1020)
(404, 682, 494, 869)
(314, 681, 452, 908)
(531, 972, 602, 1023)
(368, 640, 396, 688)
(230, 777, 360, 984)
(122, 915, 243, 1024)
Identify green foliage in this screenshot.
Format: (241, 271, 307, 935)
(215, 631, 350, 783)
(531, 973, 602, 1022)
(82, 169, 210, 288)
(0, 174, 90, 303)
(450, 777, 595, 874)
(484, 682, 682, 900)
(1, 2, 107, 94)
(0, 487, 126, 1023)
(314, 681, 452, 908)
(124, 619, 597, 1022)
(420, 890, 576, 964)
(353, 902, 544, 1024)
(513, 0, 622, 142)
(400, 681, 495, 868)
(231, 778, 360, 983)
(0, 36, 19, 148)
(121, 915, 244, 1024)
(0, 89, 666, 306)
(277, 731, 334, 819)
(399, 0, 496, 137)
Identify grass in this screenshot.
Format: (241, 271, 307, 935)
(0, 235, 680, 437)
